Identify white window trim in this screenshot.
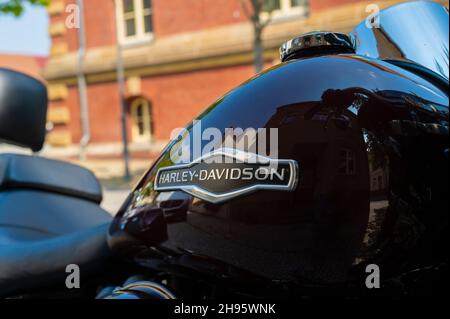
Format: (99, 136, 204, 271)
(130, 97, 152, 143)
(261, 0, 308, 22)
(115, 0, 154, 46)
(339, 148, 356, 176)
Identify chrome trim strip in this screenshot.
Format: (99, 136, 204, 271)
(154, 148, 299, 204)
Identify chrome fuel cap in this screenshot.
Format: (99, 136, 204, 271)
(279, 31, 355, 62)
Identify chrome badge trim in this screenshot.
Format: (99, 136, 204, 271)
(154, 148, 299, 204)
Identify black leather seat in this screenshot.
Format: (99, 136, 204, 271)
(0, 223, 111, 297)
(0, 70, 112, 297)
(0, 154, 113, 297)
(0, 190, 113, 297)
(0, 153, 103, 203)
(0, 190, 111, 235)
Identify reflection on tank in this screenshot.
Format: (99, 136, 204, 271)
(112, 52, 449, 290)
(221, 98, 370, 283)
(129, 86, 446, 284)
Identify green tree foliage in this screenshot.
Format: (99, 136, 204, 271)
(0, 0, 49, 17)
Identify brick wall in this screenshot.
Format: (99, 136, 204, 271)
(45, 0, 385, 148)
(310, 0, 362, 12)
(153, 0, 247, 37)
(48, 0, 78, 53)
(70, 63, 255, 144)
(141, 63, 255, 141)
(48, 0, 250, 53)
(84, 0, 117, 48)
(66, 85, 82, 142)
(86, 81, 124, 143)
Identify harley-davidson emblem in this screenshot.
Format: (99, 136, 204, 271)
(154, 148, 298, 203)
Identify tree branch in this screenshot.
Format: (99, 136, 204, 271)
(0, 0, 48, 17)
(240, 0, 258, 24)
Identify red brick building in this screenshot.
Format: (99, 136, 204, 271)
(43, 0, 436, 155)
(0, 54, 47, 82)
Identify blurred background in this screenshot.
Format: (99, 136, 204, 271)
(1, 0, 448, 213)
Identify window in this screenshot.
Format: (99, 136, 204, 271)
(372, 177, 378, 190)
(143, 0, 153, 33)
(116, 0, 153, 44)
(130, 98, 153, 142)
(338, 148, 356, 175)
(262, 0, 309, 19)
(377, 175, 383, 189)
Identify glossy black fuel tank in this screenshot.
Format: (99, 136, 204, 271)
(112, 54, 448, 287)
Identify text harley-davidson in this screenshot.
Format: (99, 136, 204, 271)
(0, 1, 448, 299)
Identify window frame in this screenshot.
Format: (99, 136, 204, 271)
(130, 97, 153, 143)
(116, 0, 154, 45)
(338, 148, 356, 176)
(261, 0, 309, 21)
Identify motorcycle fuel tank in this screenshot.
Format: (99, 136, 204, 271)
(111, 53, 448, 287)
(110, 1, 449, 292)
